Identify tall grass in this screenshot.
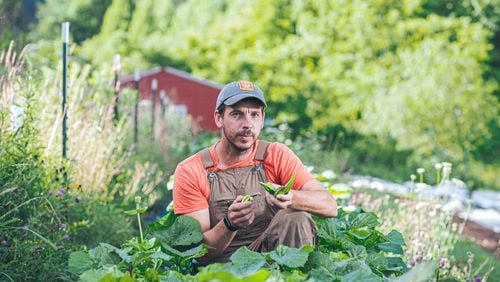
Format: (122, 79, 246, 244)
(35, 62, 128, 195)
(0, 40, 166, 280)
(1, 41, 75, 281)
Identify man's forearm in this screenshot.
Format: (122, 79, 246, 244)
(202, 219, 237, 257)
(290, 190, 337, 217)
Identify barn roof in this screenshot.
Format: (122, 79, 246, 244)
(120, 66, 224, 90)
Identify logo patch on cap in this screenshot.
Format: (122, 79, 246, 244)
(239, 81, 254, 91)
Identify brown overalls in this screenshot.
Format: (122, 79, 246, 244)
(198, 141, 317, 264)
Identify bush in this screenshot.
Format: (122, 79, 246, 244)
(0, 42, 138, 280)
(0, 43, 66, 280)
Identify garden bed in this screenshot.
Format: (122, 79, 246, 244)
(453, 213, 500, 258)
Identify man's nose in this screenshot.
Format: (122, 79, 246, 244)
(241, 114, 254, 128)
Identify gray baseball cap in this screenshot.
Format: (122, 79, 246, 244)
(215, 81, 267, 110)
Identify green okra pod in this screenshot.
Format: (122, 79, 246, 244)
(259, 172, 296, 196)
(241, 194, 254, 202)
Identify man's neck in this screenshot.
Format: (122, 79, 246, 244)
(215, 140, 255, 169)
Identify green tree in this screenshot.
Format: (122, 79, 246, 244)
(33, 0, 112, 43)
(77, 0, 134, 68)
(74, 0, 499, 187)
(0, 0, 38, 49)
(360, 15, 496, 162)
(100, 0, 134, 35)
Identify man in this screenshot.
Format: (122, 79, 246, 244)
(173, 81, 337, 263)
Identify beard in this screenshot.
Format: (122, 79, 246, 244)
(222, 127, 255, 154)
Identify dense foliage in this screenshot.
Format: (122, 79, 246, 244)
(0, 42, 165, 280)
(1, 1, 499, 280)
(1, 1, 499, 188)
(69, 206, 415, 281)
(64, 0, 500, 188)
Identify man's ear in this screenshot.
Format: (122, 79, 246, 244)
(214, 110, 223, 128)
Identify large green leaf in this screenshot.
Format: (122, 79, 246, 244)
(151, 215, 203, 247)
(196, 271, 239, 281)
(280, 269, 309, 281)
(114, 247, 132, 263)
(263, 268, 307, 282)
(377, 242, 404, 255)
(365, 231, 389, 249)
(303, 251, 336, 274)
(308, 267, 341, 282)
(196, 268, 270, 282)
(99, 271, 134, 282)
(229, 247, 267, 276)
(150, 250, 173, 261)
(385, 257, 408, 273)
(130, 249, 173, 265)
(79, 265, 127, 282)
(89, 243, 122, 267)
(158, 270, 185, 281)
(314, 216, 337, 244)
(145, 268, 160, 282)
(337, 260, 381, 281)
(147, 211, 180, 233)
(68, 251, 95, 275)
(162, 244, 207, 259)
(365, 253, 389, 276)
(386, 230, 405, 245)
(394, 260, 436, 282)
(197, 263, 227, 273)
(268, 245, 310, 269)
(79, 269, 102, 282)
(329, 251, 350, 262)
(349, 212, 380, 229)
(335, 234, 357, 250)
(346, 245, 367, 259)
(347, 226, 372, 240)
(365, 253, 388, 268)
(244, 269, 272, 281)
(342, 267, 383, 282)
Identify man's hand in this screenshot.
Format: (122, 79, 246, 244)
(227, 195, 255, 229)
(265, 183, 294, 209)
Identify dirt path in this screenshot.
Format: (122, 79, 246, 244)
(453, 214, 500, 259)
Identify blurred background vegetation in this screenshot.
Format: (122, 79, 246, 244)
(1, 0, 499, 280)
(1, 0, 498, 190)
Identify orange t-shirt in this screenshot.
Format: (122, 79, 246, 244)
(173, 140, 314, 214)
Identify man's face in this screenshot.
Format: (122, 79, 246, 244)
(215, 99, 265, 152)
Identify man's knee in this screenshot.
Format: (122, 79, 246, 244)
(248, 209, 317, 252)
(273, 209, 316, 234)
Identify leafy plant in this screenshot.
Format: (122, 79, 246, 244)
(68, 212, 208, 280)
(314, 207, 407, 277)
(68, 201, 412, 281)
(0, 41, 148, 280)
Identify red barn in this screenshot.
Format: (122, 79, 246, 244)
(120, 66, 223, 132)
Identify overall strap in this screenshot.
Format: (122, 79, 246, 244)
(254, 141, 271, 162)
(199, 148, 214, 169)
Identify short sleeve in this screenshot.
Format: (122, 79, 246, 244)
(173, 162, 209, 214)
(264, 142, 314, 190)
